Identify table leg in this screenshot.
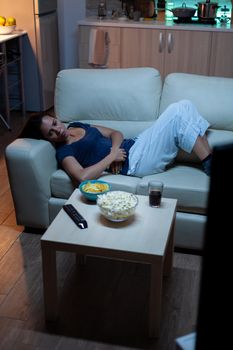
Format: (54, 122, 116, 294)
(0, 113, 11, 130)
(149, 260, 163, 338)
(41, 243, 58, 321)
(163, 217, 175, 277)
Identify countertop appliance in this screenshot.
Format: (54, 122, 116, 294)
(0, 0, 60, 112)
(171, 0, 229, 24)
(197, 0, 219, 20)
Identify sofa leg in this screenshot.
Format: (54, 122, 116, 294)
(23, 226, 46, 235)
(76, 254, 87, 265)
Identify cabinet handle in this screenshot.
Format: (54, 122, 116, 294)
(159, 32, 163, 53)
(167, 32, 173, 53)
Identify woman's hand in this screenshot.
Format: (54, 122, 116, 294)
(109, 161, 123, 174)
(110, 147, 126, 162)
(109, 148, 127, 174)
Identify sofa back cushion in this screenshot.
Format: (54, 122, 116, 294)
(55, 67, 162, 123)
(160, 73, 233, 131)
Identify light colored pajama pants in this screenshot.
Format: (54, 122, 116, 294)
(127, 99, 210, 177)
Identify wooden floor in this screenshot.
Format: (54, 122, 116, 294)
(0, 114, 202, 349)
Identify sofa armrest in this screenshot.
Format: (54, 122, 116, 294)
(5, 138, 57, 228)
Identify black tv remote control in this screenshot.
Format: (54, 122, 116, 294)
(63, 204, 88, 229)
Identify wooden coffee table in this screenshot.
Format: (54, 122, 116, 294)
(41, 189, 177, 337)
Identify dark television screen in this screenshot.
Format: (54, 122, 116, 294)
(195, 143, 233, 349)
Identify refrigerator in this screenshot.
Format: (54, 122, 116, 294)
(0, 0, 60, 111)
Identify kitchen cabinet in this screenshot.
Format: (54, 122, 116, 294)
(121, 28, 212, 78)
(0, 33, 25, 130)
(209, 32, 233, 77)
(78, 22, 233, 79)
(79, 25, 121, 68)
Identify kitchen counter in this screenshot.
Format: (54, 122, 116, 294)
(0, 29, 27, 43)
(0, 29, 26, 129)
(78, 13, 233, 33)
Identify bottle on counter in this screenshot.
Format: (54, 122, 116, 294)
(98, 0, 107, 19)
(121, 2, 128, 17)
(129, 5, 134, 20)
(157, 0, 166, 10)
(145, 1, 157, 19)
(134, 1, 157, 19)
(231, 0, 233, 24)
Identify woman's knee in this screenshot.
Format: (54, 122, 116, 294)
(159, 99, 197, 125)
(179, 99, 195, 110)
(177, 99, 200, 121)
(166, 99, 194, 115)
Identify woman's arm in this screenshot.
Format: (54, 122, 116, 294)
(93, 124, 125, 174)
(62, 146, 126, 183)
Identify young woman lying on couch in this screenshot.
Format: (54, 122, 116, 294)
(20, 99, 212, 182)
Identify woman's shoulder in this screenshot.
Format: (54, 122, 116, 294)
(68, 121, 90, 129)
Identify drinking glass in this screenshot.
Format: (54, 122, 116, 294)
(148, 181, 164, 207)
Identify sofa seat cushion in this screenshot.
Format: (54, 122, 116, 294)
(98, 173, 141, 193)
(51, 165, 209, 213)
(137, 165, 210, 214)
(51, 170, 141, 199)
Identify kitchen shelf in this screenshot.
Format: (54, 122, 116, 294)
(0, 32, 26, 130)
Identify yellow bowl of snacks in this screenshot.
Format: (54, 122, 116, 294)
(79, 180, 111, 201)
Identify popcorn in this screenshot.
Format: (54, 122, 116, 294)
(97, 191, 138, 221)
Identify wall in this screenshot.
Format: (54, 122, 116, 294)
(57, 0, 86, 69)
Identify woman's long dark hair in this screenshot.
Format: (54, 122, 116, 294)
(19, 112, 55, 140)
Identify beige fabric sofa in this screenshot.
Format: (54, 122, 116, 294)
(5, 68, 233, 250)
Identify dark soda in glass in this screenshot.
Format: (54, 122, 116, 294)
(149, 190, 162, 207)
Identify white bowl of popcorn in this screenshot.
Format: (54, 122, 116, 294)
(97, 191, 138, 222)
